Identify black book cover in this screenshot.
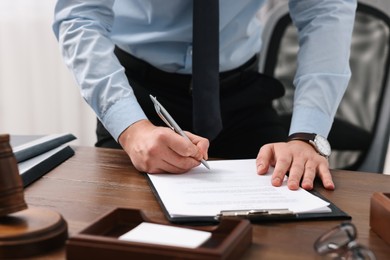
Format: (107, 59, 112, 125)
(10, 134, 76, 187)
(20, 145, 75, 187)
(11, 133, 76, 163)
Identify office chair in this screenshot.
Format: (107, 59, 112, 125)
(259, 0, 390, 173)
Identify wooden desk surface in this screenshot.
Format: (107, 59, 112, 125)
(24, 146, 390, 260)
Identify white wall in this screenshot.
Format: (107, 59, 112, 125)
(0, 0, 389, 173)
(0, 0, 95, 146)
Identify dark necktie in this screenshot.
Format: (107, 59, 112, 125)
(192, 0, 222, 140)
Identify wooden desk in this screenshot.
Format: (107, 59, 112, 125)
(24, 146, 390, 259)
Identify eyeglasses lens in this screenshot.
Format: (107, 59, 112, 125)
(315, 223, 356, 255)
(314, 223, 376, 260)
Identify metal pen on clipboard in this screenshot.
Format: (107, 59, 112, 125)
(215, 209, 295, 221)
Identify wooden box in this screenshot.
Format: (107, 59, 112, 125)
(66, 208, 252, 259)
(370, 192, 390, 245)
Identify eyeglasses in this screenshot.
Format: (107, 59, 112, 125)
(314, 222, 376, 260)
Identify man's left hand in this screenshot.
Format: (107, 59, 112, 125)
(256, 141, 335, 191)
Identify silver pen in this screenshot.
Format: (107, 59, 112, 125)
(149, 95, 210, 170)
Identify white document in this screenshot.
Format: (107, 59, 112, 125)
(119, 222, 211, 248)
(147, 159, 330, 219)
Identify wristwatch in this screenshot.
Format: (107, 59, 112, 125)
(287, 133, 331, 158)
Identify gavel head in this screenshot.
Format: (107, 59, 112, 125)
(0, 134, 28, 216)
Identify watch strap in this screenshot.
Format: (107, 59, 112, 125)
(287, 133, 316, 142)
(287, 132, 331, 158)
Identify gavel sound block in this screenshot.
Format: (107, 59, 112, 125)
(0, 134, 67, 259)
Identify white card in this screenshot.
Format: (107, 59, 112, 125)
(118, 222, 211, 249)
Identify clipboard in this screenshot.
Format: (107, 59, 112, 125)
(146, 176, 351, 225)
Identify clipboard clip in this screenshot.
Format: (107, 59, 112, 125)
(215, 209, 295, 221)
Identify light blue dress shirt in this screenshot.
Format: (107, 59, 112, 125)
(53, 0, 356, 141)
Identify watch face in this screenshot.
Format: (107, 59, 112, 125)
(314, 135, 331, 157)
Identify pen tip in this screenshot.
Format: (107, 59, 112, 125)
(202, 160, 210, 170)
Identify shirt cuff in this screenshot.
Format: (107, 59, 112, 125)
(101, 97, 147, 141)
(289, 106, 333, 138)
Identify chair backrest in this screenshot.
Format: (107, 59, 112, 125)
(259, 0, 390, 173)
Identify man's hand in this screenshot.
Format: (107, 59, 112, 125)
(118, 120, 209, 174)
(256, 141, 334, 191)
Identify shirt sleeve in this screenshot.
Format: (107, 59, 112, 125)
(52, 0, 147, 141)
(288, 0, 357, 137)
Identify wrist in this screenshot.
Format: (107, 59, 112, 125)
(287, 132, 331, 158)
(118, 119, 152, 147)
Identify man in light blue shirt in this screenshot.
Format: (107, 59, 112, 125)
(53, 0, 356, 190)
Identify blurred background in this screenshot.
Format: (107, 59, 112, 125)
(0, 0, 95, 146)
(0, 0, 389, 173)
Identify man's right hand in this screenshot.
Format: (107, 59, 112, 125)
(118, 119, 209, 174)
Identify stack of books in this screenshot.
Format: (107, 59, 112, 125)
(10, 133, 76, 187)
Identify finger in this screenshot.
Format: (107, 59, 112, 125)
(142, 130, 201, 173)
(153, 157, 201, 174)
(317, 160, 335, 190)
(300, 160, 317, 190)
(164, 148, 203, 173)
(162, 130, 203, 160)
(272, 156, 292, 187)
(287, 160, 305, 190)
(148, 163, 185, 174)
(184, 131, 210, 160)
(147, 147, 201, 174)
(256, 144, 274, 175)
